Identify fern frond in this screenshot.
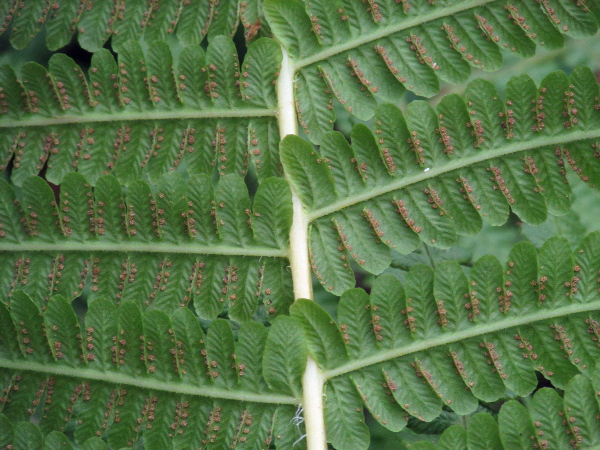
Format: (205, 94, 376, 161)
(38, 432, 109, 450)
(0, 292, 306, 448)
(1, 0, 268, 52)
(0, 37, 283, 186)
(414, 368, 600, 449)
(0, 171, 293, 320)
(282, 67, 600, 294)
(289, 233, 600, 449)
(264, 0, 599, 142)
(0, 418, 44, 449)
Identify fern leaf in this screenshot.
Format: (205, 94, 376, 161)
(0, 172, 293, 320)
(264, 0, 599, 142)
(44, 430, 78, 450)
(289, 233, 600, 449)
(81, 437, 108, 450)
(0, 0, 265, 52)
(7, 0, 48, 51)
(283, 68, 600, 294)
(0, 292, 305, 447)
(13, 422, 43, 449)
(0, 38, 283, 186)
(0, 1, 16, 36)
(417, 368, 600, 449)
(208, 0, 241, 41)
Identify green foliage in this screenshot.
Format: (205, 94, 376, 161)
(264, 0, 598, 142)
(0, 0, 599, 449)
(0, 37, 282, 186)
(283, 67, 600, 294)
(1, 0, 270, 51)
(290, 232, 600, 448)
(413, 369, 600, 449)
(0, 171, 294, 321)
(0, 292, 306, 449)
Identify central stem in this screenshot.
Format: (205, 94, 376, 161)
(277, 48, 326, 449)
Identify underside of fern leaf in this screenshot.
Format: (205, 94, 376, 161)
(0, 0, 270, 52)
(290, 233, 600, 449)
(0, 1, 599, 449)
(414, 368, 600, 449)
(0, 171, 293, 321)
(282, 67, 600, 294)
(0, 291, 306, 449)
(265, 0, 599, 142)
(0, 36, 282, 186)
